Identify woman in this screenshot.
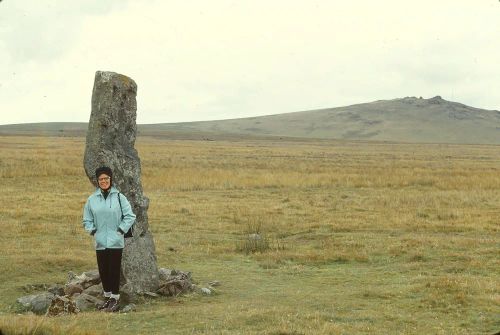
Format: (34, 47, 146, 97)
(82, 166, 136, 312)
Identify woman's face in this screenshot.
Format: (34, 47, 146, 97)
(97, 173, 111, 190)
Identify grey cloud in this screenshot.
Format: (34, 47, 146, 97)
(0, 0, 130, 63)
(386, 38, 481, 87)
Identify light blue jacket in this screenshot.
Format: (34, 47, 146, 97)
(82, 186, 136, 250)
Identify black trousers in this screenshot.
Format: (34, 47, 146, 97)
(96, 248, 123, 295)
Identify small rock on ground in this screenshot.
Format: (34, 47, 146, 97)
(200, 288, 211, 295)
(208, 280, 220, 287)
(121, 304, 136, 313)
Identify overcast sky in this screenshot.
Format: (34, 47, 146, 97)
(1, 0, 499, 125)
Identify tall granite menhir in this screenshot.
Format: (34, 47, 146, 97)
(84, 71, 159, 294)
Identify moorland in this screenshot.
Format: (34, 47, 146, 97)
(0, 134, 498, 334)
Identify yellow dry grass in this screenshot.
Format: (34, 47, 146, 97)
(0, 135, 499, 334)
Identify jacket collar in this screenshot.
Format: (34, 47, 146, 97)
(93, 186, 119, 196)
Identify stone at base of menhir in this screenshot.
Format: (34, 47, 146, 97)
(82, 283, 103, 298)
(17, 292, 55, 315)
(74, 293, 104, 312)
(156, 269, 193, 297)
(48, 284, 65, 296)
(46, 295, 79, 317)
(64, 283, 83, 296)
(67, 270, 101, 289)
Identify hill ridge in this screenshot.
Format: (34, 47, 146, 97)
(1, 96, 499, 144)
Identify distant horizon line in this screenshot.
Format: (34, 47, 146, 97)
(1, 95, 497, 127)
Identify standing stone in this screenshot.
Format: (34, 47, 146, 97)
(84, 71, 159, 294)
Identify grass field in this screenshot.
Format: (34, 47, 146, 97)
(0, 135, 498, 334)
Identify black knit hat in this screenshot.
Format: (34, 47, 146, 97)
(95, 166, 112, 179)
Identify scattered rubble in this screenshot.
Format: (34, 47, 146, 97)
(46, 296, 79, 317)
(15, 267, 212, 316)
(156, 269, 194, 297)
(74, 293, 104, 312)
(16, 292, 54, 315)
